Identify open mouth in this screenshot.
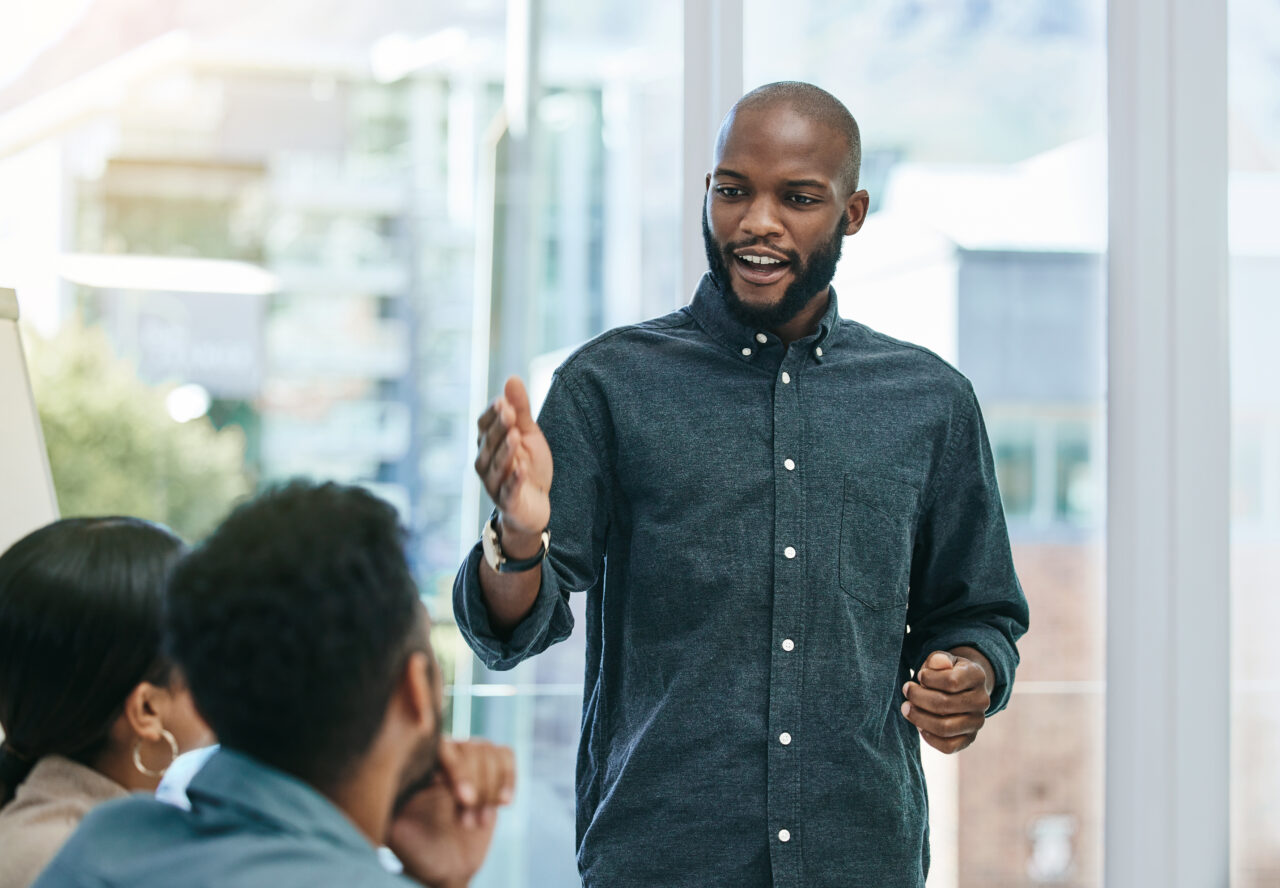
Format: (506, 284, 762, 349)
(732, 251, 792, 286)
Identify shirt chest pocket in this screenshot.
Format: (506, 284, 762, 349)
(838, 473, 919, 610)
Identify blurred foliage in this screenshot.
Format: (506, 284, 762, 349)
(25, 318, 252, 543)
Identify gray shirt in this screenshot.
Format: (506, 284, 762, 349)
(454, 274, 1029, 888)
(31, 748, 413, 888)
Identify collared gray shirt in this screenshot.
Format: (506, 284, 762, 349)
(32, 748, 413, 888)
(454, 274, 1029, 888)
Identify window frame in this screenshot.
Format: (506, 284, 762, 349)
(1105, 0, 1230, 884)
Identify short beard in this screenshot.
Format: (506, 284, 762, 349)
(392, 719, 442, 815)
(703, 204, 847, 331)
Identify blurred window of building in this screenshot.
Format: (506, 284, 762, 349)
(992, 423, 1036, 520)
(1054, 422, 1093, 526)
(1230, 1, 1280, 885)
(745, 1, 1107, 885)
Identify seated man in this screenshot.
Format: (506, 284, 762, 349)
(35, 481, 514, 888)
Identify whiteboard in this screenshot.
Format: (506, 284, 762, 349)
(0, 287, 58, 553)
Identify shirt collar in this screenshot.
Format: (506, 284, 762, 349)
(686, 272, 840, 363)
(186, 747, 379, 858)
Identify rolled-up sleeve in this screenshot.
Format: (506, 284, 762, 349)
(905, 384, 1030, 714)
(452, 367, 612, 671)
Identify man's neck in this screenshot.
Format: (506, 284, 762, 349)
(773, 288, 830, 346)
(324, 758, 398, 847)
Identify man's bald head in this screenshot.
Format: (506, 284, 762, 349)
(717, 81, 862, 196)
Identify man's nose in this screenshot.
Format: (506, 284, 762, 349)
(740, 196, 784, 239)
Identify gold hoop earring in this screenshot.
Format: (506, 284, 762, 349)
(132, 728, 178, 778)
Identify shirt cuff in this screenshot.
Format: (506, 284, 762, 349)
(451, 541, 572, 671)
(913, 625, 1018, 716)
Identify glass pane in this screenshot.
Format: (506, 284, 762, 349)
(1229, 0, 1280, 884)
(0, 6, 681, 886)
(745, 3, 1107, 885)
(450, 7, 683, 887)
(461, 693, 583, 888)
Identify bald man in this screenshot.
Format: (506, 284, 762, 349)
(457, 82, 1029, 888)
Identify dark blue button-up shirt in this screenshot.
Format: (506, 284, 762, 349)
(32, 748, 413, 888)
(454, 274, 1029, 888)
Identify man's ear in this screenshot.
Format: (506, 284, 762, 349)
(121, 682, 166, 743)
(705, 172, 712, 193)
(844, 189, 871, 235)
(398, 651, 435, 732)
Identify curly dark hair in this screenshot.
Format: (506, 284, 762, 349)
(165, 481, 423, 789)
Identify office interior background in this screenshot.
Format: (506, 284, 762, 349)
(0, 0, 1274, 885)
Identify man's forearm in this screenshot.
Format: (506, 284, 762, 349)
(477, 521, 543, 638)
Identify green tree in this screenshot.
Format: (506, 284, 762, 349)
(26, 319, 252, 542)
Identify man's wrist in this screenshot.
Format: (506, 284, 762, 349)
(494, 514, 544, 561)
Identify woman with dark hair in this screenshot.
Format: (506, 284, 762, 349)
(0, 517, 212, 888)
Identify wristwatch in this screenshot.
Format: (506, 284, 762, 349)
(482, 517, 550, 573)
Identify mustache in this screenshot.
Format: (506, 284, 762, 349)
(721, 240, 800, 264)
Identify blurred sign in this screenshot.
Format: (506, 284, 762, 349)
(57, 254, 273, 400)
(100, 288, 265, 399)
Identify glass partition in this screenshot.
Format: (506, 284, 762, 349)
(1229, 1, 1280, 884)
(745, 3, 1107, 884)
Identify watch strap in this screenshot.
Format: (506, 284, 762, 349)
(482, 518, 549, 573)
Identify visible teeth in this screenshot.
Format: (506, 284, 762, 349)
(739, 254, 782, 265)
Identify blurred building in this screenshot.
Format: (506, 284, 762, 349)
(0, 32, 432, 543)
(842, 137, 1280, 886)
(0, 3, 683, 590)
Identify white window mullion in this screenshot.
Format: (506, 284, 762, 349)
(681, 0, 742, 303)
(1106, 0, 1230, 885)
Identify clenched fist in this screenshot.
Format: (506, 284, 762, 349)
(900, 648, 993, 754)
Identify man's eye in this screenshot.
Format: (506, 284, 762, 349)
(789, 194, 819, 205)
(716, 186, 745, 197)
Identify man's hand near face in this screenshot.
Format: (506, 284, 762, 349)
(388, 738, 517, 888)
(900, 647, 994, 754)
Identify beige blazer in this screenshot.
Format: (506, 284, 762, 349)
(0, 755, 128, 888)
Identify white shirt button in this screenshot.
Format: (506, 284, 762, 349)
(815, 346, 824, 357)
(779, 732, 792, 746)
(782, 638, 795, 651)
(784, 546, 796, 559)
(778, 829, 791, 843)
(756, 333, 768, 344)
(784, 458, 795, 471)
(742, 347, 752, 356)
(781, 371, 791, 384)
